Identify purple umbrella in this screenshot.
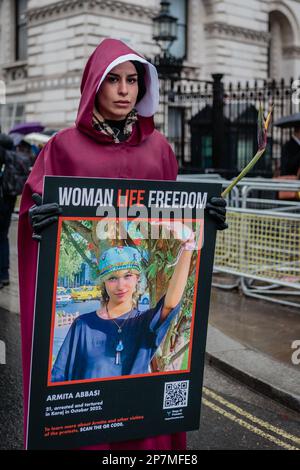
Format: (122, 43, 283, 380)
(9, 122, 45, 135)
(9, 132, 26, 146)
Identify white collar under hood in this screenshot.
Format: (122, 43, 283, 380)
(95, 48, 159, 118)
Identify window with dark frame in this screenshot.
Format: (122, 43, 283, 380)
(16, 0, 28, 61)
(169, 0, 188, 59)
(202, 135, 213, 169)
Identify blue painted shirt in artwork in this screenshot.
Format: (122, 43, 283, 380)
(51, 296, 180, 382)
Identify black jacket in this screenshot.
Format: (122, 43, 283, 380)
(281, 138, 300, 176)
(0, 133, 13, 165)
(0, 133, 31, 197)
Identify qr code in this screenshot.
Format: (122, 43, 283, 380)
(163, 380, 189, 409)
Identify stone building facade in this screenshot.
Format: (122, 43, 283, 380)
(0, 0, 300, 132)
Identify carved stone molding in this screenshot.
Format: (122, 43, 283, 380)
(181, 61, 202, 80)
(204, 21, 270, 45)
(27, 0, 83, 23)
(283, 45, 300, 59)
(202, 0, 213, 16)
(27, 0, 156, 25)
(26, 73, 81, 92)
(3, 61, 28, 82)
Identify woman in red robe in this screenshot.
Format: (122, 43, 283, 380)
(18, 38, 227, 450)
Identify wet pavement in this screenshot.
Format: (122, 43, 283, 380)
(1, 305, 299, 450)
(0, 307, 23, 450)
(209, 287, 300, 367)
(0, 217, 19, 313)
(196, 363, 300, 450)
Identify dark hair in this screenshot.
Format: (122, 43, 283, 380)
(0, 133, 13, 150)
(130, 60, 146, 104)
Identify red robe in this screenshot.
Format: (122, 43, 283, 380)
(18, 38, 186, 450)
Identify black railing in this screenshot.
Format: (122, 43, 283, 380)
(159, 75, 300, 178)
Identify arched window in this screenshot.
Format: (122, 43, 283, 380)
(268, 11, 294, 81)
(16, 0, 28, 61)
(169, 0, 188, 59)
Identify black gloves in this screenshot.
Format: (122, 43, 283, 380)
(206, 196, 228, 231)
(28, 193, 227, 241)
(29, 193, 62, 241)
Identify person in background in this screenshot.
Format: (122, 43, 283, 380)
(280, 125, 300, 176)
(0, 133, 31, 288)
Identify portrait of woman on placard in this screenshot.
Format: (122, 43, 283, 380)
(51, 221, 196, 382)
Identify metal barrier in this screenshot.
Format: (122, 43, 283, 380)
(239, 179, 300, 212)
(179, 175, 300, 308)
(178, 175, 300, 210)
(214, 208, 300, 308)
(177, 175, 240, 207)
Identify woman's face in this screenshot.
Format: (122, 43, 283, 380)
(104, 269, 139, 305)
(95, 61, 139, 120)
